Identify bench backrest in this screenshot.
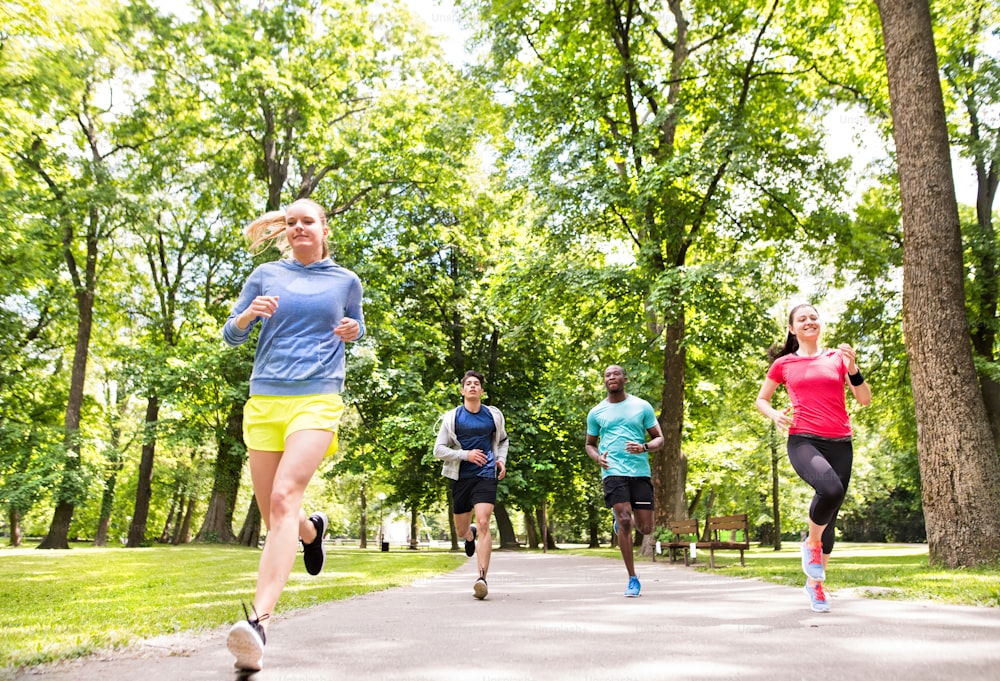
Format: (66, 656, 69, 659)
(667, 518, 699, 539)
(705, 513, 749, 541)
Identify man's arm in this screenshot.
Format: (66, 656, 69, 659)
(643, 423, 665, 452)
(586, 434, 609, 469)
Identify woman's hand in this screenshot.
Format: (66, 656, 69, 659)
(838, 343, 859, 374)
(236, 295, 279, 329)
(772, 406, 793, 434)
(334, 317, 362, 341)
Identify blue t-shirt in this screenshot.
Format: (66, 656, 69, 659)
(586, 394, 657, 478)
(456, 406, 497, 479)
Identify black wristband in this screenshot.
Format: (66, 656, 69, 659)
(849, 370, 864, 386)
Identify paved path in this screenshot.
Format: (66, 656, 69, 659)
(17, 552, 1000, 681)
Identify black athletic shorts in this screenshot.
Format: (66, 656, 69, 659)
(451, 476, 498, 514)
(603, 475, 654, 510)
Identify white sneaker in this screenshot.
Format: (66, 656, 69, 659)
(227, 618, 266, 671)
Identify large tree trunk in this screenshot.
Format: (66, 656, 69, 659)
(408, 506, 419, 549)
(493, 502, 520, 549)
(524, 510, 538, 549)
(196, 402, 245, 543)
(8, 509, 22, 547)
(38, 286, 94, 550)
(127, 396, 160, 547)
(651, 315, 688, 540)
(876, 0, 1000, 566)
(237, 496, 262, 548)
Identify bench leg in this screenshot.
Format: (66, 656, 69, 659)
(709, 549, 716, 569)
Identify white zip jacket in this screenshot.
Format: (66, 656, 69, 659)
(433, 405, 509, 480)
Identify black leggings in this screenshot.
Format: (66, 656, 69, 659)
(787, 434, 853, 555)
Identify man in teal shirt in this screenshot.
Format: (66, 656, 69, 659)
(586, 365, 664, 597)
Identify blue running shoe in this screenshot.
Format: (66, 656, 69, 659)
(625, 575, 641, 597)
(804, 581, 831, 613)
(465, 525, 477, 557)
(801, 542, 825, 581)
(613, 509, 619, 535)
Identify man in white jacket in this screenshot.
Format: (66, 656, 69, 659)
(434, 370, 509, 599)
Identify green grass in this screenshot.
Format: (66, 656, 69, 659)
(0, 543, 464, 671)
(566, 541, 1000, 607)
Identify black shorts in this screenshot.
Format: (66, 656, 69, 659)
(603, 476, 654, 510)
(451, 476, 498, 514)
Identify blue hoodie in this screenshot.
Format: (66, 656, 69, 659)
(222, 258, 365, 396)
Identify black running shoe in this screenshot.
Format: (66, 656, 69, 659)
(473, 577, 488, 600)
(302, 511, 328, 576)
(464, 525, 477, 557)
(227, 604, 267, 671)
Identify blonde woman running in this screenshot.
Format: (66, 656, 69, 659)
(222, 199, 365, 671)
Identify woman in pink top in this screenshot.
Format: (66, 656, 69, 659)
(755, 304, 872, 613)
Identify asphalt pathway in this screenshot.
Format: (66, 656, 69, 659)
(17, 551, 1000, 681)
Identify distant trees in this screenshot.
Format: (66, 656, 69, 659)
(0, 0, 997, 568)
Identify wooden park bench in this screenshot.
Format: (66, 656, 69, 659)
(696, 513, 750, 568)
(663, 518, 700, 566)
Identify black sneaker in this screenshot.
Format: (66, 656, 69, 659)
(473, 577, 488, 600)
(227, 604, 267, 671)
(302, 512, 328, 576)
(464, 525, 477, 557)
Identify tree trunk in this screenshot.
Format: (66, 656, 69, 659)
(493, 502, 520, 549)
(174, 490, 196, 545)
(359, 483, 368, 549)
(586, 503, 600, 548)
(769, 422, 782, 551)
(876, 0, 1000, 566)
(408, 507, 419, 549)
(535, 508, 557, 549)
(197, 491, 234, 543)
(93, 470, 118, 547)
(524, 510, 538, 549)
(969, 97, 1000, 449)
(8, 509, 22, 547)
(160, 492, 180, 543)
(171, 496, 187, 545)
(127, 396, 159, 547)
(237, 496, 262, 548)
(197, 401, 245, 543)
(651, 314, 688, 544)
(38, 289, 94, 550)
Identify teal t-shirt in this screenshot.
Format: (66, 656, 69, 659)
(586, 394, 657, 478)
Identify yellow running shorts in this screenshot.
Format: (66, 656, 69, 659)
(243, 393, 344, 458)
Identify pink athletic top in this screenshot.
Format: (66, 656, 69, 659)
(767, 350, 852, 439)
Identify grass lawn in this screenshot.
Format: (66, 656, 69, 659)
(0, 543, 464, 671)
(567, 541, 1000, 607)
